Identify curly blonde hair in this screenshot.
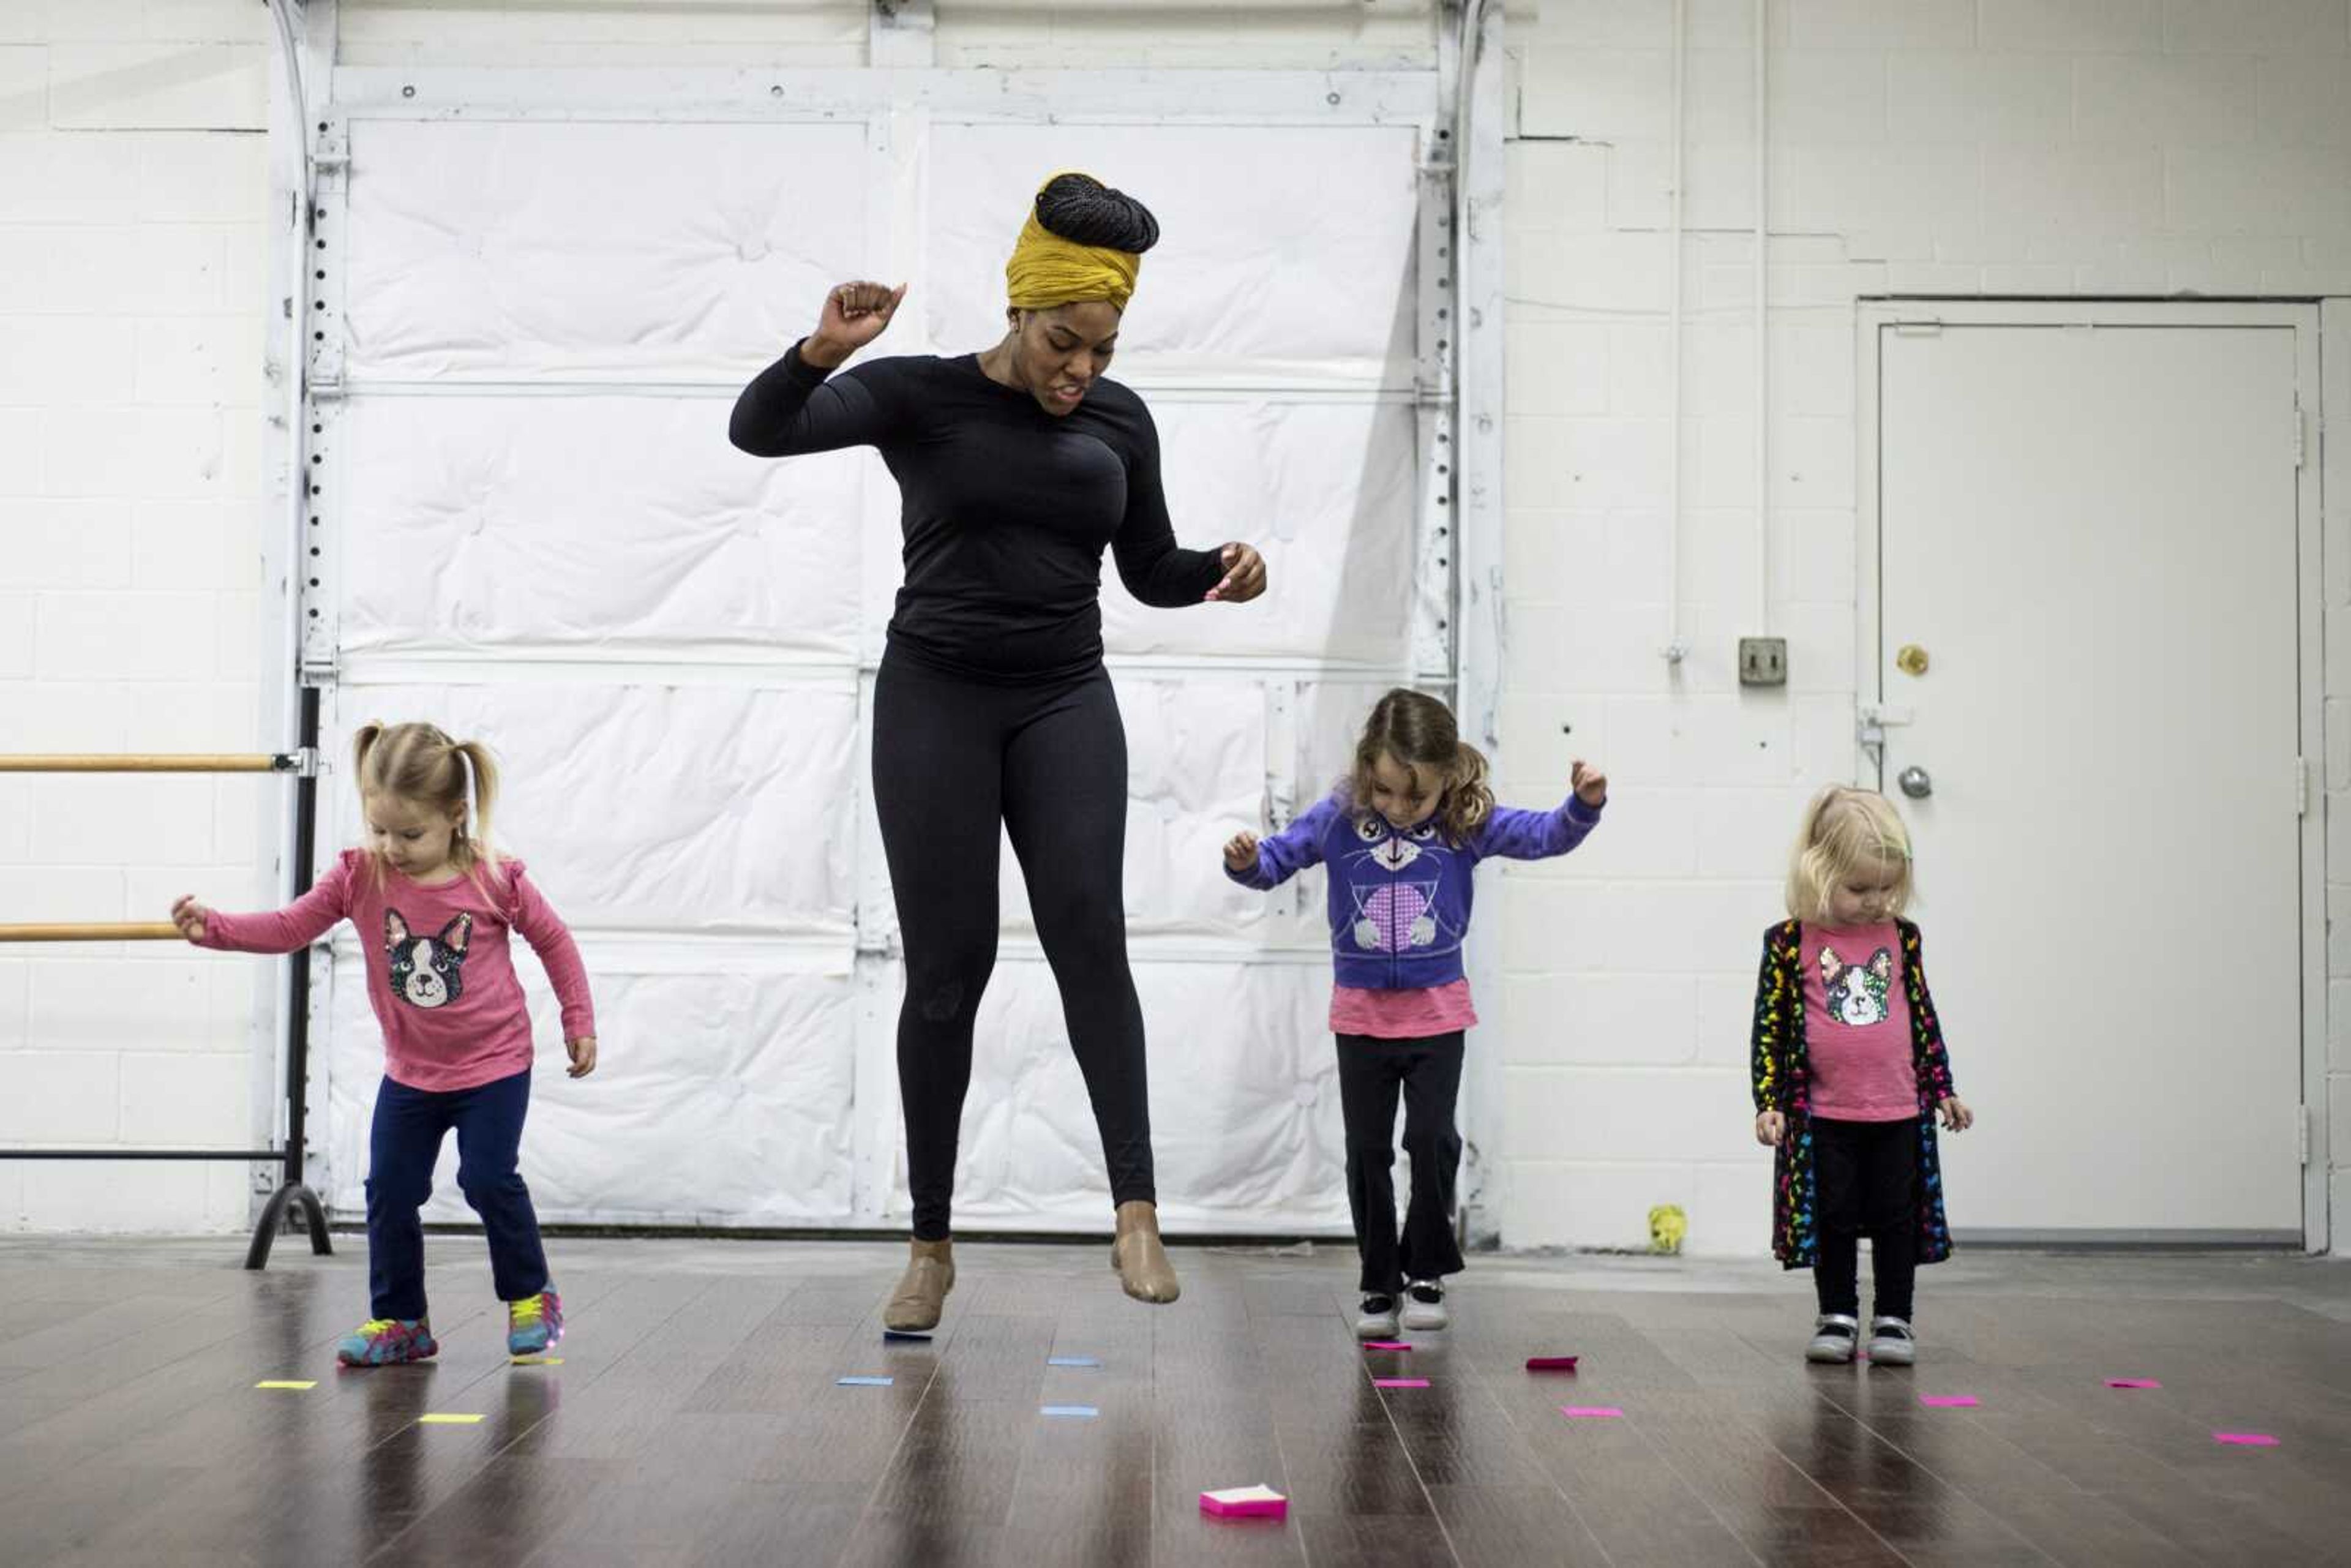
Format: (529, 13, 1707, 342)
(1344, 688, 1494, 846)
(1785, 783, 1913, 922)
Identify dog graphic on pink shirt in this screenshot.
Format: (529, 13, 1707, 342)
(1818, 945, 1893, 1028)
(386, 910, 474, 1010)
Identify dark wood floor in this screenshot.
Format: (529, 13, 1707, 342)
(1, 1236, 2346, 1566)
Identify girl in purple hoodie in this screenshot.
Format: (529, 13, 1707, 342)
(1225, 688, 1606, 1339)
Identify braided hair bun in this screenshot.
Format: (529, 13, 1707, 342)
(1035, 173, 1160, 254)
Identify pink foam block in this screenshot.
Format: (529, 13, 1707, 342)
(2105, 1378, 2162, 1389)
(1200, 1485, 1288, 1520)
(2214, 1432, 2279, 1447)
(1560, 1406, 1623, 1419)
(1373, 1378, 1430, 1389)
(1919, 1395, 1979, 1408)
(1362, 1341, 1412, 1352)
(1524, 1356, 1579, 1372)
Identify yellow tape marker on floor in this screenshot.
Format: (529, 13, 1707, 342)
(255, 1380, 317, 1390)
(418, 1413, 486, 1425)
(509, 1356, 563, 1366)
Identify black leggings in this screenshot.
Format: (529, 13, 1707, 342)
(872, 651, 1153, 1242)
(1336, 1032, 1466, 1296)
(1812, 1116, 1918, 1321)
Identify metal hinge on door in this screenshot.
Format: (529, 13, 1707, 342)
(2293, 400, 2306, 470)
(2297, 755, 2311, 817)
(2299, 1105, 2312, 1166)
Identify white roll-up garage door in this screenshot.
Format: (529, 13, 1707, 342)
(302, 74, 1451, 1232)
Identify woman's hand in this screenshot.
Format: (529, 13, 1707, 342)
(803, 282, 907, 369)
(567, 1036, 598, 1080)
(1755, 1110, 1786, 1147)
(1938, 1095, 1972, 1132)
(1223, 831, 1260, 873)
(1205, 542, 1267, 604)
(170, 895, 210, 943)
(1571, 760, 1608, 808)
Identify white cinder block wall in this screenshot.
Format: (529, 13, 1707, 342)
(6, 0, 2345, 1248)
(0, 2, 275, 1231)
(1494, 0, 2351, 1255)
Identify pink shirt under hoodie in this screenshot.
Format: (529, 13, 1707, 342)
(197, 849, 595, 1093)
(1331, 980, 1477, 1039)
(1799, 921, 1916, 1121)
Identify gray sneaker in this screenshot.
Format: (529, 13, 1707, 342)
(1805, 1313, 1860, 1364)
(1867, 1316, 1916, 1366)
(1355, 1294, 1401, 1340)
(1401, 1280, 1449, 1332)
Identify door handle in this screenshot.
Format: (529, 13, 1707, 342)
(1898, 765, 1933, 800)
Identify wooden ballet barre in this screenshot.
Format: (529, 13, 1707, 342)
(0, 923, 184, 943)
(0, 753, 296, 773)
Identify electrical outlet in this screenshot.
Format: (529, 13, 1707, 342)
(1739, 637, 1787, 687)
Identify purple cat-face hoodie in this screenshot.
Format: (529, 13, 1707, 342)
(1227, 788, 1603, 991)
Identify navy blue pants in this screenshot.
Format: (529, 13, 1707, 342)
(366, 1068, 549, 1322)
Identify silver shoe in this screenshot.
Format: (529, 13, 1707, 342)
(1400, 1280, 1449, 1332)
(1355, 1294, 1401, 1340)
(1867, 1316, 1916, 1366)
(1805, 1313, 1860, 1364)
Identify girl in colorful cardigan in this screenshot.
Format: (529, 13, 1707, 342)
(1751, 785, 1973, 1366)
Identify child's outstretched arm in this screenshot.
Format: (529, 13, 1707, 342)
(173, 857, 355, 954)
(1750, 924, 1791, 1147)
(1469, 760, 1608, 861)
(1223, 794, 1338, 890)
(509, 866, 599, 1079)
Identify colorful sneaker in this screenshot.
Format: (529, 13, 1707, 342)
(337, 1318, 437, 1368)
(507, 1289, 563, 1357)
(1401, 1280, 1449, 1332)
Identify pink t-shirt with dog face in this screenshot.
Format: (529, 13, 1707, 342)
(197, 849, 595, 1093)
(1800, 921, 1917, 1122)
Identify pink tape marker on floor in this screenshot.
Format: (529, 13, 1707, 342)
(1919, 1395, 1979, 1408)
(1362, 1341, 1412, 1351)
(1373, 1378, 1430, 1389)
(1524, 1356, 1579, 1372)
(1200, 1484, 1288, 1520)
(2105, 1378, 2162, 1389)
(1560, 1406, 1623, 1419)
(2214, 1432, 2279, 1447)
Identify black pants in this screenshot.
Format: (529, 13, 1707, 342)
(872, 651, 1153, 1242)
(1812, 1116, 1918, 1321)
(1335, 1032, 1466, 1296)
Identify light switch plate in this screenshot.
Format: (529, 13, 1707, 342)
(1739, 637, 1787, 687)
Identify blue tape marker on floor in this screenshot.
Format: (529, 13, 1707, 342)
(838, 1376, 894, 1387)
(1041, 1404, 1099, 1418)
(1046, 1356, 1101, 1368)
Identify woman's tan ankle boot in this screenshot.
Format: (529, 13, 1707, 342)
(885, 1237, 954, 1332)
(1111, 1201, 1180, 1304)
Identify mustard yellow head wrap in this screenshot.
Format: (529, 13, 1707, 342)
(1005, 171, 1155, 313)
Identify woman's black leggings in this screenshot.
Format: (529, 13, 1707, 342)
(871, 651, 1154, 1241)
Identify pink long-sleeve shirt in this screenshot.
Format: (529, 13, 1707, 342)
(1799, 921, 1917, 1122)
(197, 849, 596, 1093)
